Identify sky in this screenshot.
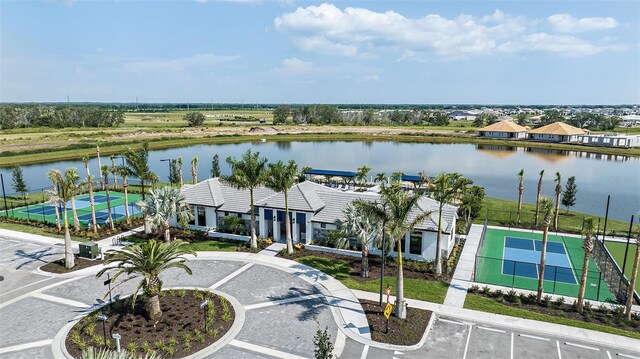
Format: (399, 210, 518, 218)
(1, 0, 638, 105)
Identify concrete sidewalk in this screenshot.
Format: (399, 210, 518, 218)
(258, 242, 286, 257)
(443, 224, 483, 308)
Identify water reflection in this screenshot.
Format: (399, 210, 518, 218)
(476, 144, 631, 162)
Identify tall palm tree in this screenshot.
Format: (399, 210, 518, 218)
(432, 173, 468, 275)
(534, 170, 545, 227)
(97, 144, 105, 190)
(536, 196, 555, 303)
(577, 217, 595, 314)
(221, 149, 268, 249)
(47, 169, 76, 268)
(177, 156, 184, 187)
(110, 155, 118, 190)
(553, 172, 562, 231)
(82, 157, 98, 235)
(264, 160, 298, 254)
(123, 143, 154, 233)
(356, 165, 371, 191)
(516, 169, 524, 224)
(191, 156, 198, 184)
(118, 166, 131, 225)
(625, 215, 640, 319)
(355, 181, 434, 319)
(101, 165, 115, 230)
(66, 168, 82, 231)
(47, 169, 62, 232)
(136, 186, 193, 243)
(96, 239, 196, 321)
(337, 203, 382, 278)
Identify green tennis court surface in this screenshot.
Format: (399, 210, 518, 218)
(0, 191, 142, 227)
(605, 241, 640, 293)
(475, 228, 614, 302)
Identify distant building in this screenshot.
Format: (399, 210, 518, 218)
(576, 133, 640, 148)
(620, 115, 640, 128)
(477, 121, 528, 139)
(527, 122, 586, 143)
(449, 110, 479, 121)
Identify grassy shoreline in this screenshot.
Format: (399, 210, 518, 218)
(2, 129, 639, 167)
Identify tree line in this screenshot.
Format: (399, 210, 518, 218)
(272, 105, 451, 126)
(0, 105, 125, 130)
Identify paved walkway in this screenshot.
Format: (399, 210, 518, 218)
(443, 224, 483, 308)
(259, 242, 286, 257)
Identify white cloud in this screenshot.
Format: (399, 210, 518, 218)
(275, 57, 314, 74)
(274, 4, 624, 59)
(123, 53, 240, 72)
(548, 14, 618, 33)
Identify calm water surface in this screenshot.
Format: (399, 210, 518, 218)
(1, 141, 638, 221)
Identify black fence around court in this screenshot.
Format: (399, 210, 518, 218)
(593, 234, 640, 305)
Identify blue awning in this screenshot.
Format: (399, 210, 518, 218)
(401, 175, 434, 183)
(304, 169, 357, 178)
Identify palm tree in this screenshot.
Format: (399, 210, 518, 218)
(110, 155, 118, 190)
(374, 172, 387, 186)
(553, 172, 562, 231)
(356, 165, 371, 191)
(82, 157, 98, 235)
(47, 169, 76, 268)
(97, 144, 105, 190)
(577, 217, 595, 314)
(47, 169, 62, 232)
(221, 149, 268, 249)
(625, 215, 640, 319)
(96, 239, 196, 321)
(66, 167, 82, 231)
(432, 173, 469, 275)
(136, 186, 193, 243)
(177, 156, 184, 187)
(516, 169, 524, 224)
(534, 170, 545, 227)
(337, 203, 382, 278)
(264, 160, 298, 254)
(101, 165, 115, 230)
(118, 166, 131, 225)
(355, 181, 434, 319)
(536, 196, 555, 303)
(191, 156, 198, 184)
(123, 143, 154, 233)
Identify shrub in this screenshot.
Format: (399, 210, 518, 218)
(542, 295, 552, 306)
(480, 285, 491, 295)
(184, 112, 206, 127)
(554, 296, 566, 307)
(126, 341, 138, 353)
(194, 329, 205, 343)
(469, 285, 479, 294)
(313, 326, 334, 359)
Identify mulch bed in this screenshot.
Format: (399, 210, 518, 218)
(66, 289, 235, 358)
(359, 299, 431, 345)
(280, 248, 449, 283)
(40, 255, 105, 274)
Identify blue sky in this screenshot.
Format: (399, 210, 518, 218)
(1, 1, 638, 104)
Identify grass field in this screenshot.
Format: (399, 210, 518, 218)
(475, 228, 614, 301)
(604, 240, 640, 293)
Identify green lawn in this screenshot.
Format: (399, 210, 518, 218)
(0, 221, 87, 242)
(477, 196, 634, 237)
(295, 255, 449, 304)
(182, 240, 238, 252)
(605, 241, 640, 293)
(464, 293, 640, 339)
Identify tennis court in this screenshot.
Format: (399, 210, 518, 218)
(475, 228, 614, 302)
(0, 191, 142, 227)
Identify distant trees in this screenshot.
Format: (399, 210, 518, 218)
(273, 105, 291, 125)
(11, 166, 28, 200)
(427, 112, 450, 126)
(184, 112, 205, 127)
(539, 110, 564, 126)
(0, 105, 124, 130)
(474, 113, 498, 127)
(567, 113, 621, 131)
(515, 113, 528, 126)
(562, 176, 577, 213)
(211, 154, 221, 178)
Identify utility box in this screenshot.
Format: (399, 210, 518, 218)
(79, 242, 99, 259)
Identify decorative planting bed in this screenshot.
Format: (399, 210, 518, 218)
(65, 289, 235, 358)
(40, 255, 105, 274)
(359, 299, 431, 346)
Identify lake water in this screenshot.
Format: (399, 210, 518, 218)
(1, 141, 638, 221)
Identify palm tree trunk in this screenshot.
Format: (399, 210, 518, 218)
(123, 179, 130, 225)
(396, 238, 407, 319)
(51, 180, 61, 232)
(249, 189, 257, 249)
(88, 181, 97, 235)
(148, 294, 162, 321)
(285, 192, 293, 254)
(63, 206, 74, 269)
(70, 195, 80, 231)
(535, 183, 542, 227)
(554, 192, 561, 231)
(626, 238, 640, 319)
(436, 208, 443, 275)
(164, 227, 171, 243)
(577, 249, 590, 314)
(537, 223, 550, 303)
(113, 172, 118, 191)
(361, 247, 369, 278)
(517, 185, 523, 224)
(105, 186, 114, 230)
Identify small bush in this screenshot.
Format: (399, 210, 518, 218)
(480, 285, 491, 295)
(554, 296, 566, 307)
(126, 341, 138, 353)
(469, 285, 479, 294)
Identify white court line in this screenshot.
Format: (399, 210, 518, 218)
(510, 332, 514, 359)
(462, 325, 472, 359)
(360, 344, 369, 359)
(519, 333, 550, 341)
(556, 340, 562, 359)
(564, 342, 599, 351)
(477, 326, 506, 334)
(439, 318, 466, 326)
(0, 277, 55, 298)
(617, 353, 640, 359)
(209, 263, 253, 290)
(229, 339, 307, 359)
(32, 292, 91, 308)
(244, 293, 324, 310)
(0, 339, 53, 354)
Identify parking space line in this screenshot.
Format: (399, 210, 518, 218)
(439, 318, 466, 326)
(360, 344, 369, 359)
(606, 351, 612, 359)
(617, 353, 640, 359)
(244, 293, 324, 310)
(564, 342, 599, 351)
(519, 333, 550, 341)
(0, 339, 53, 354)
(229, 339, 307, 359)
(0, 277, 55, 298)
(209, 263, 253, 290)
(477, 326, 506, 334)
(556, 340, 562, 359)
(462, 325, 472, 359)
(32, 292, 91, 308)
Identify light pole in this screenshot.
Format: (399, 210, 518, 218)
(379, 219, 386, 307)
(200, 299, 209, 331)
(160, 159, 173, 186)
(97, 313, 109, 347)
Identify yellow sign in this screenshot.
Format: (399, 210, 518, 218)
(384, 302, 393, 319)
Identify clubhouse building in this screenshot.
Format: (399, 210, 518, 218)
(180, 178, 458, 261)
(477, 121, 528, 139)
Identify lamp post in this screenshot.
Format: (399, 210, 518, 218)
(160, 159, 173, 186)
(97, 314, 109, 347)
(379, 219, 386, 307)
(200, 299, 209, 331)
